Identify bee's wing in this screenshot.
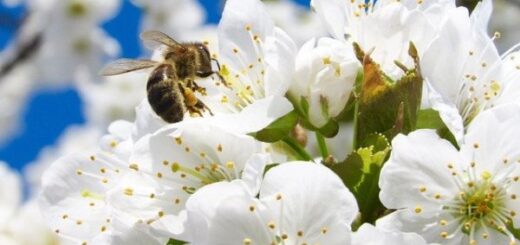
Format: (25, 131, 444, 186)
(140, 30, 183, 50)
(100, 59, 157, 76)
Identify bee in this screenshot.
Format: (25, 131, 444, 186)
(100, 31, 226, 123)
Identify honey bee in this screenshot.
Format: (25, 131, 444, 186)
(100, 31, 226, 123)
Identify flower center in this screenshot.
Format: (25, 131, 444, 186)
(444, 174, 512, 236)
(67, 1, 87, 18)
(171, 160, 239, 194)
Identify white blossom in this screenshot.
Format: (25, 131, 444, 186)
(35, 26, 120, 86)
(77, 71, 147, 127)
(311, 0, 456, 80)
(5, 199, 60, 245)
(0, 162, 21, 228)
(0, 64, 35, 146)
(420, 0, 520, 141)
(181, 162, 358, 245)
(290, 37, 360, 128)
(39, 150, 160, 245)
(195, 0, 296, 134)
(14, 0, 121, 85)
(379, 103, 520, 244)
(0, 162, 58, 245)
(131, 0, 205, 39)
(106, 121, 271, 240)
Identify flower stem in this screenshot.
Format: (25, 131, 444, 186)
(282, 137, 313, 161)
(352, 98, 360, 150)
(315, 132, 329, 160)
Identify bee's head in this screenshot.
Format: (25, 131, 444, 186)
(195, 43, 211, 65)
(194, 43, 214, 76)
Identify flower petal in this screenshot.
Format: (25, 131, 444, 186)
(260, 162, 357, 244)
(352, 223, 428, 245)
(379, 130, 462, 214)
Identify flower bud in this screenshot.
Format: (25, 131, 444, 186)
(290, 38, 361, 128)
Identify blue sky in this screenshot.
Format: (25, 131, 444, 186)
(0, 0, 309, 171)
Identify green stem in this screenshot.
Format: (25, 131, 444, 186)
(282, 137, 313, 161)
(352, 98, 360, 150)
(315, 132, 329, 160)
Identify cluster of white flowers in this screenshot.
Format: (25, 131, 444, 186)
(1, 0, 520, 244)
(0, 162, 58, 245)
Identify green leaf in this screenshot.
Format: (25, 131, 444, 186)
(166, 239, 187, 245)
(331, 133, 391, 224)
(331, 152, 364, 191)
(416, 109, 445, 129)
(353, 42, 423, 145)
(437, 126, 459, 149)
(252, 111, 299, 142)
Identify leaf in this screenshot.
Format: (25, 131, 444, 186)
(416, 109, 445, 129)
(166, 239, 187, 245)
(331, 133, 391, 224)
(331, 151, 364, 191)
(437, 126, 459, 149)
(252, 111, 299, 142)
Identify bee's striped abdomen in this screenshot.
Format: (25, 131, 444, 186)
(147, 64, 185, 123)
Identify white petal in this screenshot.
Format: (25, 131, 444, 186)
(264, 27, 297, 97)
(38, 152, 126, 244)
(182, 180, 252, 244)
(206, 194, 272, 245)
(218, 0, 274, 70)
(240, 154, 271, 196)
(461, 104, 520, 180)
(379, 130, 462, 214)
(201, 95, 293, 134)
(131, 99, 167, 141)
(420, 8, 472, 103)
(260, 162, 357, 244)
(377, 210, 465, 245)
(426, 81, 464, 143)
(352, 223, 428, 245)
(311, 0, 349, 39)
(470, 0, 492, 32)
(93, 216, 163, 245)
(131, 121, 261, 174)
(106, 172, 187, 240)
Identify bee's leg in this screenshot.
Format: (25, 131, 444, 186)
(194, 99, 214, 116)
(178, 84, 198, 107)
(178, 83, 209, 117)
(186, 78, 206, 95)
